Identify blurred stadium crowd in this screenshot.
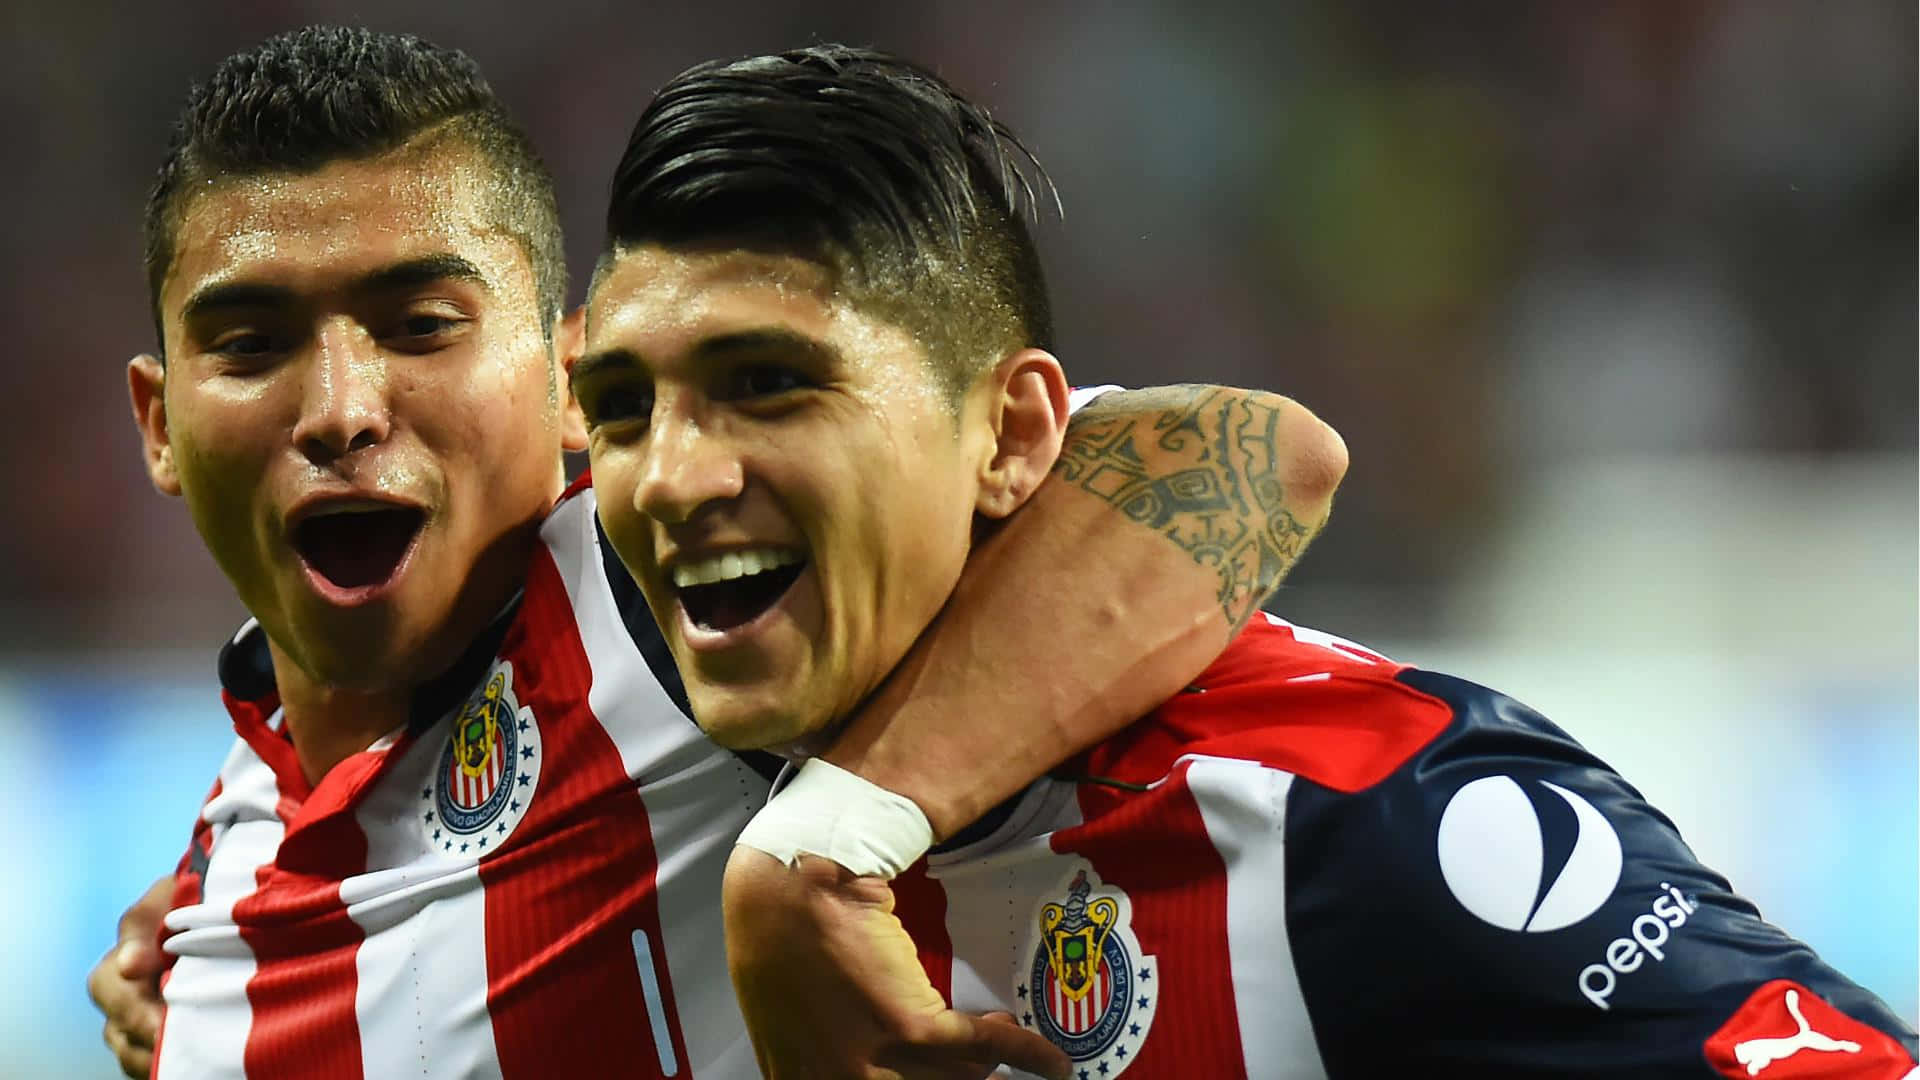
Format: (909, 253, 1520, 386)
(0, 1, 1909, 646)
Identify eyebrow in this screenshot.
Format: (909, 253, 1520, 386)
(694, 328, 838, 367)
(570, 347, 642, 388)
(571, 328, 840, 389)
(180, 254, 490, 324)
(355, 254, 488, 295)
(179, 281, 295, 324)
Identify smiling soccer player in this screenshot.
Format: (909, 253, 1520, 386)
(94, 27, 1349, 1080)
(583, 45, 1919, 1079)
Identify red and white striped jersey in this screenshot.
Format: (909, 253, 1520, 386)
(151, 384, 1125, 1080)
(154, 480, 772, 1079)
(896, 614, 1918, 1079)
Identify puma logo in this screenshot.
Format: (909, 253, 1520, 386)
(1731, 989, 1863, 1075)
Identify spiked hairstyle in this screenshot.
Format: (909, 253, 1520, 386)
(601, 45, 1058, 399)
(143, 26, 566, 349)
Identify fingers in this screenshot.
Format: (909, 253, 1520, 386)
(891, 1011, 1069, 1080)
(116, 875, 174, 984)
(88, 946, 163, 1044)
(116, 937, 166, 981)
(93, 875, 173, 1078)
(960, 1015, 1068, 1080)
(90, 947, 164, 1043)
(103, 1017, 154, 1079)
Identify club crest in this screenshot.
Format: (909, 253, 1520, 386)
(423, 660, 541, 855)
(1018, 865, 1158, 1076)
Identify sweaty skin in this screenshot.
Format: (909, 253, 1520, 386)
(581, 243, 1346, 1077)
(103, 120, 1345, 1080)
(130, 145, 586, 784)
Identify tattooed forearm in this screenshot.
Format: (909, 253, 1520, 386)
(1057, 384, 1319, 630)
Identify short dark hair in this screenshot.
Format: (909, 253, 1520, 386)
(601, 45, 1056, 399)
(143, 26, 566, 349)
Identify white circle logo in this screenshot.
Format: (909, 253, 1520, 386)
(1436, 775, 1623, 933)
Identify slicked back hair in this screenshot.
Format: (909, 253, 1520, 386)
(601, 45, 1057, 402)
(143, 26, 566, 351)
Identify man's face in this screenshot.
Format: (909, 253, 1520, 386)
(579, 246, 992, 749)
(132, 146, 585, 691)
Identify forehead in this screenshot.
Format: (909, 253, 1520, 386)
(588, 246, 839, 349)
(161, 148, 527, 319)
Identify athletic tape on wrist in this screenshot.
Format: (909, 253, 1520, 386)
(735, 759, 934, 880)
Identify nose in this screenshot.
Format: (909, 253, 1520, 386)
(291, 321, 391, 464)
(632, 397, 743, 525)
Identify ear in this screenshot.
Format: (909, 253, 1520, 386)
(554, 306, 589, 453)
(128, 354, 181, 496)
(974, 348, 1069, 520)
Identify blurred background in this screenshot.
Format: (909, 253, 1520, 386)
(3, 0, 1913, 1074)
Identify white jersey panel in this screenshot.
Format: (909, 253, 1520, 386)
(158, 735, 285, 1080)
(1067, 384, 1123, 413)
(544, 489, 764, 1077)
(1185, 755, 1327, 1080)
(928, 781, 1088, 1018)
(347, 724, 501, 1079)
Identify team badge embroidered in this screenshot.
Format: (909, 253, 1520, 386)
(1018, 865, 1159, 1077)
(422, 660, 541, 855)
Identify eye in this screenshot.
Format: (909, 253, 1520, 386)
(215, 332, 275, 357)
(724, 364, 812, 400)
(384, 311, 468, 352)
(583, 382, 654, 430)
(208, 331, 285, 371)
(403, 314, 454, 337)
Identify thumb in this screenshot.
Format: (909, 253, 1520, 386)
(115, 939, 165, 980)
(959, 1012, 1070, 1080)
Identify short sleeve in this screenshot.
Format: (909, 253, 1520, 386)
(1282, 668, 1919, 1078)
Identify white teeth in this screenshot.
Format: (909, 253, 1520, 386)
(671, 548, 803, 588)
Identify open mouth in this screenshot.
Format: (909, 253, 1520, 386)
(292, 506, 426, 592)
(673, 548, 806, 633)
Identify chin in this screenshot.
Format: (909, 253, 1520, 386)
(693, 696, 838, 755)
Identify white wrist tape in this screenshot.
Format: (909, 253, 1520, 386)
(735, 759, 934, 880)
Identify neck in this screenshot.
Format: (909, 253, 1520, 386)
(267, 638, 414, 788)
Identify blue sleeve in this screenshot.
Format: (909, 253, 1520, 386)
(1283, 667, 1918, 1078)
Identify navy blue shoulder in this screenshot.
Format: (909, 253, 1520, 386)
(1281, 669, 1918, 1077)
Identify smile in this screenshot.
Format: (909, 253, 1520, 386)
(290, 500, 427, 602)
(671, 547, 806, 633)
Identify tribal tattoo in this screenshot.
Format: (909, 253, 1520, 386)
(1057, 385, 1315, 630)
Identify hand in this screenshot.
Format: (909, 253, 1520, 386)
(722, 846, 1070, 1080)
(87, 874, 174, 1079)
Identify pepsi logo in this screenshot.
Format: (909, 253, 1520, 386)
(1436, 774, 1623, 933)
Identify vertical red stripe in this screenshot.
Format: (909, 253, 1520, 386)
(228, 722, 410, 1080)
(480, 550, 686, 1079)
(1056, 760, 1247, 1074)
(888, 860, 954, 1005)
(235, 804, 371, 1077)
